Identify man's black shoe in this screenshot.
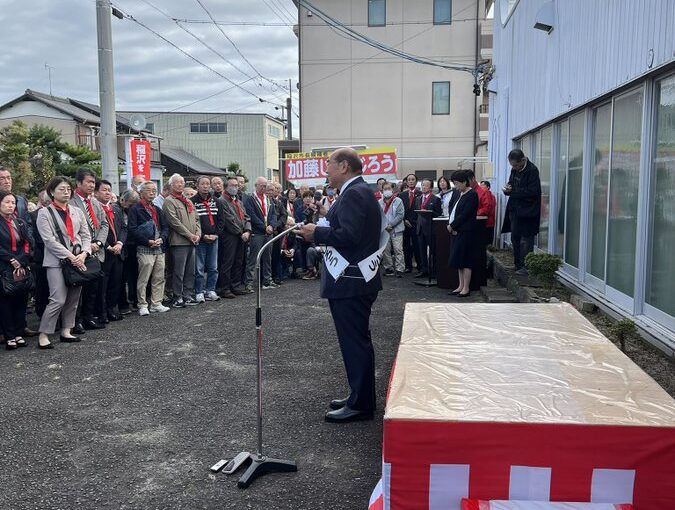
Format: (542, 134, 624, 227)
(107, 314, 124, 321)
(83, 320, 105, 330)
(414, 272, 428, 278)
(404, 268, 412, 273)
(325, 406, 374, 423)
(329, 397, 349, 410)
(72, 323, 86, 335)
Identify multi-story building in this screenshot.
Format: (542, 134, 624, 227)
(119, 111, 286, 183)
(296, 0, 493, 183)
(489, 0, 675, 351)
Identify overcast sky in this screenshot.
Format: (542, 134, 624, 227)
(0, 0, 299, 132)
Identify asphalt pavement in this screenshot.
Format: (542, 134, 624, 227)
(0, 273, 479, 510)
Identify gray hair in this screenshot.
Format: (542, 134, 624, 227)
(168, 173, 184, 185)
(120, 189, 140, 204)
(138, 181, 156, 194)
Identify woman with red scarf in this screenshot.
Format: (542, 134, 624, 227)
(0, 190, 34, 350)
(36, 176, 92, 349)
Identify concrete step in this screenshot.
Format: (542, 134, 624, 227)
(480, 286, 519, 303)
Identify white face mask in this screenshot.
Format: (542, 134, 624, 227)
(383, 190, 393, 199)
(227, 186, 238, 196)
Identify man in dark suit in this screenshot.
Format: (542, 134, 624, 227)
(399, 174, 419, 273)
(95, 179, 128, 322)
(243, 176, 277, 290)
(297, 148, 383, 423)
(414, 178, 442, 278)
(501, 149, 542, 275)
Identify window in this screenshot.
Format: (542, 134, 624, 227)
(565, 113, 584, 268)
(268, 125, 281, 138)
(588, 103, 612, 280)
(368, 0, 385, 27)
(538, 126, 552, 250)
(145, 123, 154, 134)
(606, 90, 643, 296)
(190, 122, 227, 134)
(499, 0, 520, 25)
(647, 74, 675, 317)
(434, 0, 452, 24)
(415, 170, 436, 184)
(555, 120, 568, 257)
(432, 82, 451, 115)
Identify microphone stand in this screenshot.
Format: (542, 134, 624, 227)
(214, 224, 300, 489)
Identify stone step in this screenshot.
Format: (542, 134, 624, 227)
(480, 286, 520, 303)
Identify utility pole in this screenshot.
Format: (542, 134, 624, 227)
(286, 79, 293, 140)
(44, 63, 54, 96)
(96, 0, 120, 193)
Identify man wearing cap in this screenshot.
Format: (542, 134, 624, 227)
(297, 147, 383, 423)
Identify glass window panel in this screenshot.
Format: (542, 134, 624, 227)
(199, 123, 208, 133)
(565, 113, 584, 268)
(190, 123, 199, 133)
(555, 121, 568, 257)
(434, 0, 452, 24)
(432, 82, 451, 115)
(368, 0, 385, 26)
(606, 90, 643, 296)
(538, 126, 552, 250)
(647, 75, 675, 316)
(588, 103, 612, 279)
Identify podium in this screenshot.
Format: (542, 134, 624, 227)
(434, 217, 488, 290)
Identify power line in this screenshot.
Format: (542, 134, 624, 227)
(260, 0, 295, 26)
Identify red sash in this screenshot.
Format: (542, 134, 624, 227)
(383, 198, 394, 215)
(225, 194, 245, 221)
(171, 192, 194, 213)
(141, 199, 159, 228)
(52, 203, 76, 243)
(201, 196, 215, 226)
(102, 204, 117, 242)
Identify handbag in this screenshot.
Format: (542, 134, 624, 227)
(0, 267, 35, 295)
(47, 207, 103, 287)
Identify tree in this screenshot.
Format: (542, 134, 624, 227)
(227, 161, 245, 180)
(56, 143, 102, 180)
(0, 121, 33, 194)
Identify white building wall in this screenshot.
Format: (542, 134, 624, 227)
(299, 0, 480, 178)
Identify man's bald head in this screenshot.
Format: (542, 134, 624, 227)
(325, 147, 363, 190)
(332, 148, 363, 174)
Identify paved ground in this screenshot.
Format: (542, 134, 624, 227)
(0, 274, 482, 510)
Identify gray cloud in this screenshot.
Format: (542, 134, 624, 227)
(0, 0, 299, 131)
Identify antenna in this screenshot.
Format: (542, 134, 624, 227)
(44, 63, 55, 96)
(129, 113, 147, 132)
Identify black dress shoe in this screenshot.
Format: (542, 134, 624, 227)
(83, 320, 105, 330)
(448, 290, 461, 296)
(72, 323, 86, 335)
(60, 335, 82, 343)
(404, 268, 412, 273)
(457, 291, 471, 298)
(107, 314, 124, 321)
(329, 397, 349, 410)
(414, 272, 428, 278)
(38, 342, 54, 350)
(325, 406, 374, 423)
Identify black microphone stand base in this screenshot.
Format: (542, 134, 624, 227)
(236, 454, 298, 489)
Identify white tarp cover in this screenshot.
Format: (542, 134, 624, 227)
(385, 303, 675, 426)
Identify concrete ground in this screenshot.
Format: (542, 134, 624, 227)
(0, 274, 482, 510)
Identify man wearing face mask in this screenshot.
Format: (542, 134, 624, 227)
(216, 176, 251, 298)
(379, 182, 405, 277)
(320, 186, 338, 210)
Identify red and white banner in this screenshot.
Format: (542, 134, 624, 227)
(130, 139, 151, 180)
(285, 147, 397, 186)
(460, 502, 633, 510)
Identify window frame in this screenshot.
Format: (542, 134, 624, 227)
(432, 81, 451, 116)
(190, 122, 227, 134)
(368, 0, 386, 27)
(433, 0, 452, 25)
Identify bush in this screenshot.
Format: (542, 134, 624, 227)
(524, 252, 563, 298)
(610, 318, 637, 352)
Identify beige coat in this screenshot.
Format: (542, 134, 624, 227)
(162, 195, 201, 246)
(37, 204, 92, 268)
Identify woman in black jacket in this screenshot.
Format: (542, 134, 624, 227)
(447, 170, 479, 297)
(0, 190, 34, 349)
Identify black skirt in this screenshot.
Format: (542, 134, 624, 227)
(449, 231, 476, 269)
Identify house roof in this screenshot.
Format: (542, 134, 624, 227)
(0, 89, 137, 131)
(160, 146, 227, 176)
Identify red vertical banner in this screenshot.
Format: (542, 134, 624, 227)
(130, 139, 152, 180)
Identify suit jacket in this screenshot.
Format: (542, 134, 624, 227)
(415, 192, 442, 237)
(70, 192, 109, 262)
(272, 197, 288, 231)
(399, 189, 419, 226)
(314, 176, 383, 299)
(0, 216, 33, 270)
(37, 204, 92, 268)
(163, 195, 201, 246)
(128, 202, 169, 251)
(99, 202, 128, 260)
(217, 195, 251, 237)
(449, 189, 479, 233)
(244, 193, 276, 236)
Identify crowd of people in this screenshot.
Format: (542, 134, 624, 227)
(0, 149, 540, 352)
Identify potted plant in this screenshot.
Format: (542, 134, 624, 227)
(610, 318, 637, 352)
(524, 253, 563, 301)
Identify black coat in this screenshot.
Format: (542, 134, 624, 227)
(415, 193, 442, 237)
(314, 176, 383, 299)
(501, 160, 542, 235)
(127, 202, 169, 251)
(399, 189, 419, 225)
(449, 190, 479, 233)
(0, 217, 33, 271)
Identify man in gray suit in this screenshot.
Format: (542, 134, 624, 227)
(71, 168, 109, 329)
